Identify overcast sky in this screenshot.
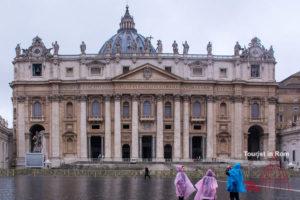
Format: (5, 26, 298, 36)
(1, 0, 299, 127)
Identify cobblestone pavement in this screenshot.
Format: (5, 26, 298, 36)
(0, 176, 300, 200)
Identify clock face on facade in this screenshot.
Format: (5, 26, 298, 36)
(32, 47, 42, 57)
(250, 47, 262, 58)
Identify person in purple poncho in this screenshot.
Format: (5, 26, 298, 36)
(174, 165, 196, 200)
(194, 169, 218, 200)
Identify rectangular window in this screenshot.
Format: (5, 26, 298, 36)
(91, 67, 101, 75)
(279, 114, 283, 122)
(293, 150, 296, 162)
(123, 66, 130, 73)
(219, 68, 227, 78)
(32, 64, 42, 76)
(123, 124, 130, 129)
(66, 67, 74, 77)
(165, 66, 172, 73)
(293, 115, 298, 123)
(192, 67, 203, 76)
(194, 124, 201, 130)
(250, 64, 260, 78)
(164, 124, 172, 130)
(91, 124, 100, 129)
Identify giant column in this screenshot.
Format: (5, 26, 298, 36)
(268, 97, 276, 153)
(233, 96, 243, 159)
(174, 94, 181, 161)
(104, 95, 112, 161)
(114, 94, 121, 161)
(183, 95, 190, 160)
(51, 95, 60, 166)
(16, 96, 26, 166)
(80, 95, 87, 160)
(206, 95, 214, 159)
(156, 95, 164, 161)
(131, 94, 139, 160)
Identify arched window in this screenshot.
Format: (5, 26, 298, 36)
(92, 100, 100, 117)
(193, 101, 201, 117)
(143, 101, 151, 116)
(220, 102, 227, 116)
(251, 102, 260, 119)
(123, 101, 130, 118)
(32, 101, 42, 117)
(66, 102, 73, 118)
(164, 102, 172, 118)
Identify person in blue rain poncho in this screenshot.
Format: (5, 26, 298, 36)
(226, 163, 246, 200)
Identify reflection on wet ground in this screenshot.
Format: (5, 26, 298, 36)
(0, 176, 300, 200)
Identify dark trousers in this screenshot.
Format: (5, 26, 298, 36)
(144, 174, 150, 179)
(230, 192, 239, 200)
(178, 197, 184, 200)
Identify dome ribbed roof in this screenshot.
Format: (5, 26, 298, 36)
(99, 6, 156, 54)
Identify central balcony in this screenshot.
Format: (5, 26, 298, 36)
(140, 115, 155, 122)
(190, 116, 206, 122)
(30, 116, 45, 122)
(88, 116, 104, 122)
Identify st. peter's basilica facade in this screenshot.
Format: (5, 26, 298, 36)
(11, 6, 279, 167)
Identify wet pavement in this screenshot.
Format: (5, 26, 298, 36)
(0, 176, 300, 200)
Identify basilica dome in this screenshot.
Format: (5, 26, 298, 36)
(99, 6, 156, 54)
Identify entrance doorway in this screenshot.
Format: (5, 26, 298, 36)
(192, 136, 202, 159)
(90, 136, 102, 159)
(164, 144, 172, 160)
(122, 144, 130, 160)
(142, 136, 152, 161)
(248, 125, 263, 160)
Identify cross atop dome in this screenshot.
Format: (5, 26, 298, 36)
(118, 5, 136, 33)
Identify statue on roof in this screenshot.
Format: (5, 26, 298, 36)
(144, 37, 152, 53)
(268, 46, 274, 58)
(207, 42, 212, 55)
(80, 41, 86, 54)
(15, 44, 21, 57)
(156, 40, 163, 53)
(183, 41, 189, 54)
(172, 40, 179, 54)
(234, 41, 242, 56)
(52, 41, 59, 55)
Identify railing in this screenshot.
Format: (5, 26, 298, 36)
(140, 115, 155, 121)
(57, 53, 235, 60)
(88, 116, 104, 122)
(30, 116, 45, 122)
(190, 116, 206, 122)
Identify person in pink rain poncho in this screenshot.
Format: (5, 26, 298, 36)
(194, 169, 218, 200)
(174, 165, 196, 200)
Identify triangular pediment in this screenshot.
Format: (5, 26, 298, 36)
(112, 63, 183, 82)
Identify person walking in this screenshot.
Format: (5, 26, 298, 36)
(226, 163, 246, 200)
(194, 169, 218, 200)
(144, 167, 151, 179)
(174, 165, 196, 200)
